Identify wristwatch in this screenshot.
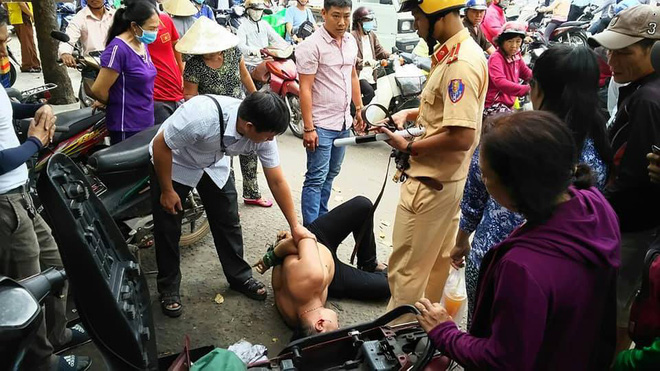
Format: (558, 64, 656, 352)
(406, 141, 418, 156)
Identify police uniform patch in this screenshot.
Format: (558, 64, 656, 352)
(448, 79, 465, 103)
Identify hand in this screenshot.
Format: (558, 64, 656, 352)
(450, 242, 470, 269)
(291, 223, 315, 245)
(375, 127, 408, 152)
(27, 116, 56, 147)
(33, 104, 56, 130)
(648, 152, 660, 184)
(292, 35, 301, 44)
(61, 53, 77, 68)
(390, 110, 409, 130)
(354, 109, 365, 134)
(277, 230, 292, 242)
(91, 100, 106, 114)
(160, 189, 182, 215)
(415, 298, 453, 333)
(303, 128, 319, 151)
(252, 258, 269, 274)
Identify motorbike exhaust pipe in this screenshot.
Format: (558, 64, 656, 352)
(333, 127, 426, 147)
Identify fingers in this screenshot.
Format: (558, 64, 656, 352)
(175, 199, 183, 212)
(418, 298, 434, 311)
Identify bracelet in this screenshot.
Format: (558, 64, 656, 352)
(262, 249, 284, 269)
(303, 128, 316, 133)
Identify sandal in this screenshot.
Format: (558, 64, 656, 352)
(53, 324, 91, 355)
(160, 293, 183, 318)
(244, 197, 273, 207)
(230, 277, 267, 301)
(55, 355, 92, 371)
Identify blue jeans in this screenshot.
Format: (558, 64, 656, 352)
(301, 127, 349, 226)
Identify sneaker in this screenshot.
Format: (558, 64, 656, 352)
(54, 324, 92, 354)
(54, 355, 92, 371)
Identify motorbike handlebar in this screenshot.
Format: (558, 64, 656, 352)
(20, 267, 67, 304)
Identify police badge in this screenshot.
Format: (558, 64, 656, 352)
(448, 79, 465, 103)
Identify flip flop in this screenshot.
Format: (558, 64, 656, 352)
(244, 198, 273, 207)
(55, 355, 92, 371)
(53, 324, 92, 355)
(230, 277, 267, 301)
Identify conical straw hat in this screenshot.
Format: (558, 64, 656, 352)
(162, 0, 198, 17)
(175, 17, 240, 55)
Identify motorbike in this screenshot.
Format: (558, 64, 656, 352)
(214, 5, 245, 33)
(0, 268, 68, 370)
(247, 46, 303, 138)
(521, 30, 548, 70)
(524, 9, 590, 47)
(50, 30, 101, 108)
(5, 82, 58, 104)
(364, 53, 425, 127)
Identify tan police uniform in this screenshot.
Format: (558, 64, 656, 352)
(387, 28, 488, 316)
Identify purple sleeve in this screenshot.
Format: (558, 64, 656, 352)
(427, 260, 548, 370)
(101, 40, 124, 73)
(488, 53, 531, 97)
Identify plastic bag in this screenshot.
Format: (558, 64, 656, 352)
(441, 267, 467, 323)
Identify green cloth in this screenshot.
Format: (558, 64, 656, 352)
(263, 9, 287, 38)
(191, 348, 246, 371)
(614, 337, 660, 370)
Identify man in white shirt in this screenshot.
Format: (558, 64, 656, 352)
(58, 0, 114, 68)
(237, 0, 287, 57)
(149, 91, 312, 317)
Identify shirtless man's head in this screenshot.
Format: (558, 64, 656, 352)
(299, 306, 339, 336)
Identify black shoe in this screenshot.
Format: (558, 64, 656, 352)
(54, 324, 92, 354)
(54, 355, 92, 371)
(230, 277, 267, 301)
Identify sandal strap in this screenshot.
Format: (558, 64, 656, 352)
(242, 278, 265, 291)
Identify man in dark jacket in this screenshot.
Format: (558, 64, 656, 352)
(588, 4, 660, 355)
(351, 6, 389, 105)
(463, 0, 495, 54)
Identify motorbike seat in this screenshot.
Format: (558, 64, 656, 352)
(559, 21, 589, 28)
(5, 88, 22, 100)
(88, 125, 161, 173)
(16, 107, 103, 143)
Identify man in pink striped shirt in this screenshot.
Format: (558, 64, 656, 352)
(296, 0, 364, 226)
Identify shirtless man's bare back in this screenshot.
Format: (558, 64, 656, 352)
(256, 231, 340, 335)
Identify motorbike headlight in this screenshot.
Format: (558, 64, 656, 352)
(398, 20, 413, 33)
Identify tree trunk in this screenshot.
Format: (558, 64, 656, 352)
(32, 0, 76, 105)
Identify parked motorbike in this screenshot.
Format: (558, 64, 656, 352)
(365, 53, 425, 126)
(0, 268, 67, 370)
(247, 46, 303, 138)
(525, 10, 590, 47)
(214, 5, 245, 33)
(85, 126, 210, 247)
(50, 30, 101, 108)
(521, 30, 548, 70)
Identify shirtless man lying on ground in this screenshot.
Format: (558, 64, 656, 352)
(254, 196, 389, 337)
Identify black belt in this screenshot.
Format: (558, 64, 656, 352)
(1, 184, 27, 195)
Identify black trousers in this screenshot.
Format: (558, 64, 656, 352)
(150, 167, 251, 296)
(308, 196, 390, 301)
(360, 79, 376, 106)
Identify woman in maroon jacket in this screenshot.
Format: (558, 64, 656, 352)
(415, 111, 620, 370)
(484, 22, 532, 118)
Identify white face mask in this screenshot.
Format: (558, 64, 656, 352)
(247, 8, 264, 22)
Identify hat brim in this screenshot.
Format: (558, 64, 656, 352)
(588, 30, 643, 50)
(466, 6, 488, 10)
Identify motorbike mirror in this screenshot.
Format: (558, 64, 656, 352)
(50, 31, 70, 43)
(651, 41, 660, 73)
(233, 5, 245, 16)
(363, 104, 388, 127)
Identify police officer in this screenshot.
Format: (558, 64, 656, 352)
(378, 0, 488, 322)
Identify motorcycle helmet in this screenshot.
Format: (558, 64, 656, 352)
(465, 0, 487, 11)
(494, 21, 527, 46)
(352, 6, 375, 31)
(245, 0, 266, 22)
(398, 0, 466, 15)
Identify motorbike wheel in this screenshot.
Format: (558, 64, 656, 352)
(179, 190, 211, 246)
(286, 94, 304, 139)
(557, 30, 588, 47)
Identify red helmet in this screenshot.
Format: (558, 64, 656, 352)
(352, 6, 374, 29)
(499, 21, 527, 38)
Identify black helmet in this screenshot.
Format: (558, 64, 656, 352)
(352, 6, 374, 30)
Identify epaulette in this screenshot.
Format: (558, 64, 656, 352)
(446, 42, 461, 65)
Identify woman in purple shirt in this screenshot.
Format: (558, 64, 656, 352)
(92, 0, 158, 144)
(415, 111, 621, 370)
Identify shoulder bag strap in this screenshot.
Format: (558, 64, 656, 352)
(203, 95, 226, 153)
